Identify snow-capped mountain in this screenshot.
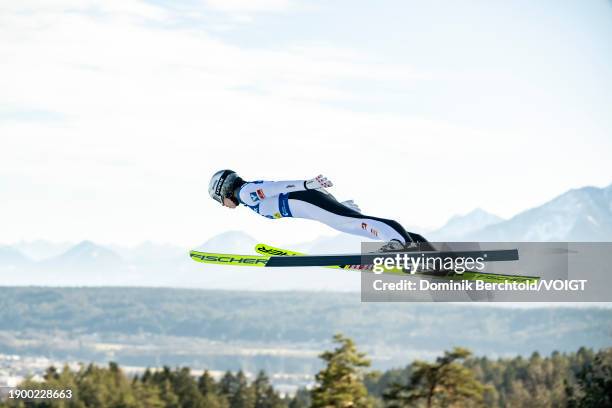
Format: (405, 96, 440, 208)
(195, 230, 258, 253)
(109, 241, 185, 262)
(428, 208, 503, 241)
(13, 240, 73, 261)
(465, 184, 612, 241)
(0, 245, 30, 267)
(43, 240, 124, 270)
(27, 241, 146, 286)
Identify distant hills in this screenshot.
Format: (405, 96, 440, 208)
(0, 245, 29, 267)
(430, 183, 612, 242)
(428, 208, 503, 241)
(44, 240, 123, 270)
(12, 239, 72, 261)
(0, 231, 354, 290)
(1, 183, 611, 289)
(196, 230, 258, 252)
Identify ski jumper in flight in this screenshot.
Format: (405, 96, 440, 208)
(208, 170, 430, 249)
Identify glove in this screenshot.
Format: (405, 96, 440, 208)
(341, 200, 361, 213)
(305, 175, 333, 190)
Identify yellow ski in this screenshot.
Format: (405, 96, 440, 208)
(253, 243, 539, 283)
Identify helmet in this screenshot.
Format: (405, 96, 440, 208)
(208, 169, 239, 204)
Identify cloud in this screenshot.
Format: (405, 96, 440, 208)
(0, 0, 428, 122)
(203, 0, 294, 13)
(0, 0, 169, 21)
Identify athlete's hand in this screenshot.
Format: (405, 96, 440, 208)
(341, 200, 361, 213)
(305, 175, 333, 190)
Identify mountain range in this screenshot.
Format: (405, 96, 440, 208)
(430, 183, 612, 241)
(1, 183, 611, 289)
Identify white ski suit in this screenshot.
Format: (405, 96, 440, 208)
(237, 180, 423, 244)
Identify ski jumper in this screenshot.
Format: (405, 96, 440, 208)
(237, 180, 425, 244)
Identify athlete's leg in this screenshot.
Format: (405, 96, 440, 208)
(289, 199, 407, 242)
(287, 190, 420, 244)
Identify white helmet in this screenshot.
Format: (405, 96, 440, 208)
(208, 169, 239, 204)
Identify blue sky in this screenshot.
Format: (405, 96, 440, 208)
(1, 0, 611, 246)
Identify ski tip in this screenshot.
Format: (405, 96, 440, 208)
(254, 243, 298, 257)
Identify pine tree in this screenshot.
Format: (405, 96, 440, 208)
(567, 348, 612, 407)
(253, 370, 283, 408)
(159, 378, 181, 408)
(198, 370, 217, 396)
(383, 347, 488, 408)
(198, 370, 230, 408)
(311, 333, 372, 408)
(231, 370, 256, 408)
(220, 371, 237, 397)
(171, 367, 205, 408)
(289, 388, 312, 408)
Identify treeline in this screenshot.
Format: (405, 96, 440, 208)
(1, 365, 285, 408)
(365, 344, 612, 407)
(2, 335, 610, 408)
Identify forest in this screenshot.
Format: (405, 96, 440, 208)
(1, 334, 610, 408)
(1, 287, 610, 364)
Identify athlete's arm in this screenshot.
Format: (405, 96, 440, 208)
(238, 175, 333, 205)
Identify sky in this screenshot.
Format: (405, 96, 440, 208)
(1, 0, 611, 247)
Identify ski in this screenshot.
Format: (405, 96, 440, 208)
(190, 247, 518, 267)
(188, 246, 538, 284)
(253, 243, 538, 284)
(262, 248, 519, 267)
